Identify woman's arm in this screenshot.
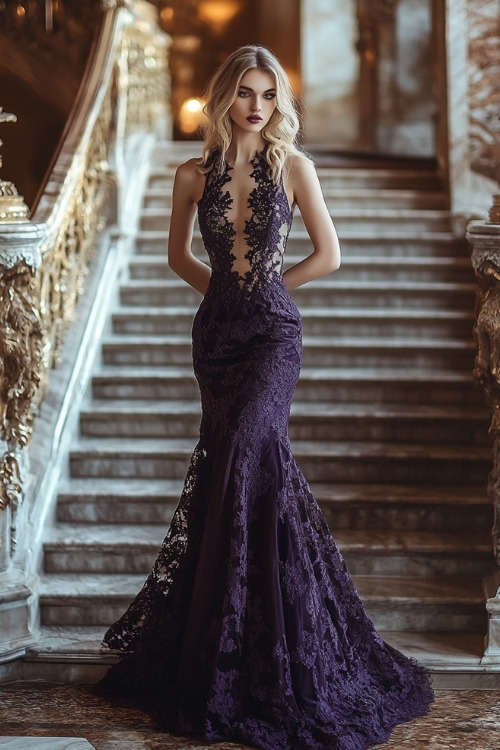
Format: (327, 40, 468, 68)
(167, 160, 211, 295)
(282, 155, 341, 291)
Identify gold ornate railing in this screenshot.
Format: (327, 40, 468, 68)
(0, 0, 169, 600)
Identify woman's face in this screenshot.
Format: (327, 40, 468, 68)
(228, 68, 277, 135)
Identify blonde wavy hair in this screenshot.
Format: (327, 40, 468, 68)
(198, 45, 303, 183)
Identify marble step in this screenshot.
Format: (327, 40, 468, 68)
(91, 366, 484, 405)
(101, 333, 475, 369)
(79, 399, 489, 445)
(38, 573, 487, 632)
(151, 147, 444, 181)
(42, 524, 492, 578)
(140, 206, 453, 234)
(135, 229, 471, 258)
(24, 626, 498, 688)
(143, 186, 449, 210)
(119, 278, 476, 311)
(129, 253, 474, 283)
(111, 306, 474, 339)
(56, 477, 492, 532)
(68, 437, 490, 484)
(148, 162, 444, 192)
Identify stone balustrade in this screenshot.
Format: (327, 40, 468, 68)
(0, 0, 170, 663)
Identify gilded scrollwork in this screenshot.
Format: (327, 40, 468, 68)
(37, 79, 114, 371)
(0, 265, 43, 446)
(122, 13, 170, 136)
(0, 451, 23, 512)
(0, 264, 43, 509)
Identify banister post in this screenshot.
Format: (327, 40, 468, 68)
(468, 209, 500, 663)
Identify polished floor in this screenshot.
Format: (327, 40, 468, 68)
(0, 683, 500, 749)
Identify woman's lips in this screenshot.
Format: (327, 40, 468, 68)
(247, 116, 262, 123)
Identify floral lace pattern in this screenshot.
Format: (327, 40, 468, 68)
(98, 151, 434, 749)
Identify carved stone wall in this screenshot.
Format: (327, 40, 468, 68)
(467, 0, 500, 185)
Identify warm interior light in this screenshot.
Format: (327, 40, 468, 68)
(161, 7, 174, 23)
(186, 98, 203, 113)
(198, 0, 241, 35)
(178, 98, 206, 134)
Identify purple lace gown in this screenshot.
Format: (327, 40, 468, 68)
(98, 152, 434, 749)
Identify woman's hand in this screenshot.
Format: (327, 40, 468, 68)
(167, 160, 211, 295)
(283, 156, 341, 291)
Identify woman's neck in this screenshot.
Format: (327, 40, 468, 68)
(226, 133, 265, 167)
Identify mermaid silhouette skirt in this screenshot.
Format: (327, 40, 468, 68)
(98, 153, 434, 749)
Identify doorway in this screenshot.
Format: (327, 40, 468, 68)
(301, 0, 439, 159)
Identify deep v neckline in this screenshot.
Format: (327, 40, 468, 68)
(197, 149, 293, 293)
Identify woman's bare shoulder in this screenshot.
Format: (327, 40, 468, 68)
(174, 158, 206, 202)
(287, 152, 319, 195)
(287, 151, 315, 176)
(175, 157, 204, 181)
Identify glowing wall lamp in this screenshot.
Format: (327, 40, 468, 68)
(178, 97, 206, 135)
(198, 0, 241, 35)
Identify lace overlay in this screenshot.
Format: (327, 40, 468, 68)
(98, 151, 434, 749)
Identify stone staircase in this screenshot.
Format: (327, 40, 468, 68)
(29, 142, 497, 685)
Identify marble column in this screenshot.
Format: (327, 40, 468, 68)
(301, 0, 359, 147)
(369, 0, 399, 150)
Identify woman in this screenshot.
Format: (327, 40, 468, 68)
(98, 45, 434, 749)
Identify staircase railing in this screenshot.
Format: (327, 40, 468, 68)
(0, 0, 170, 662)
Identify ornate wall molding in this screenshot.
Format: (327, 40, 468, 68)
(467, 0, 500, 185)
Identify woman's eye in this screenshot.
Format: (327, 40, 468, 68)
(264, 93, 276, 100)
(238, 91, 250, 97)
